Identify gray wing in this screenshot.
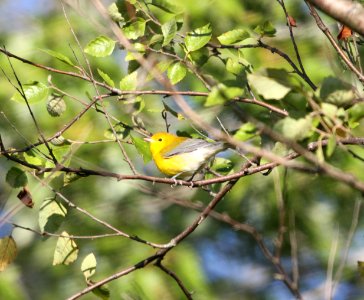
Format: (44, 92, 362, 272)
(164, 139, 225, 157)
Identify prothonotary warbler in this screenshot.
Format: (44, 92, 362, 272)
(144, 132, 228, 178)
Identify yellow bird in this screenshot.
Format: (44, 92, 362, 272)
(144, 132, 228, 178)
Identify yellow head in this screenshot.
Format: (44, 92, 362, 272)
(144, 132, 187, 157)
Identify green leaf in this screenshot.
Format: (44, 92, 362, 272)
(120, 71, 138, 90)
(226, 58, 245, 76)
(185, 24, 212, 52)
(63, 172, 82, 186)
(151, 0, 182, 13)
(24, 149, 45, 166)
(254, 21, 277, 37)
(248, 73, 291, 100)
(97, 69, 115, 87)
(205, 84, 243, 107)
(92, 283, 110, 300)
(104, 123, 131, 140)
(162, 18, 177, 46)
(81, 253, 97, 280)
(6, 167, 28, 188)
(45, 145, 72, 168)
(326, 135, 336, 158)
(53, 231, 79, 266)
(39, 197, 67, 233)
(167, 61, 187, 84)
(319, 76, 356, 106)
(40, 49, 75, 66)
(84, 36, 116, 57)
(217, 29, 250, 45)
(211, 157, 233, 173)
(108, 3, 124, 23)
(349, 102, 364, 123)
(11, 81, 49, 104)
(274, 116, 313, 141)
(0, 236, 17, 271)
(188, 47, 209, 66)
(233, 122, 257, 141)
(131, 135, 152, 163)
(125, 43, 146, 61)
(123, 18, 146, 40)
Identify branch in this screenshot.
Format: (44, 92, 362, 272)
(306, 2, 364, 83)
(307, 0, 364, 36)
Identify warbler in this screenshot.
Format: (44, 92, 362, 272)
(144, 132, 228, 178)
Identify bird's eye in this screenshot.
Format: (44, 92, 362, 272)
(158, 138, 163, 142)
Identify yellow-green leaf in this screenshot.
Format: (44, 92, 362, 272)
(167, 61, 187, 84)
(248, 73, 291, 100)
(84, 36, 116, 57)
(6, 167, 28, 188)
(185, 24, 212, 52)
(217, 29, 249, 45)
(131, 135, 152, 163)
(53, 231, 79, 265)
(81, 253, 97, 280)
(39, 197, 67, 233)
(11, 82, 49, 104)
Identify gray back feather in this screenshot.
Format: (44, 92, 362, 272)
(164, 139, 226, 158)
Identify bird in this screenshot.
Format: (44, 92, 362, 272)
(144, 132, 228, 179)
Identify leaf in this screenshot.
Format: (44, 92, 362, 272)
(11, 81, 49, 104)
(205, 84, 243, 107)
(91, 282, 110, 300)
(211, 157, 233, 173)
(125, 43, 146, 61)
(120, 71, 138, 90)
(53, 231, 79, 265)
(326, 135, 336, 158)
(248, 73, 291, 100)
(97, 69, 115, 87)
(104, 123, 131, 140)
(185, 24, 212, 52)
(0, 236, 17, 271)
(254, 21, 277, 37)
(217, 29, 250, 45)
(226, 58, 245, 76)
(64, 172, 82, 186)
(233, 122, 257, 141)
(84, 36, 116, 57)
(131, 135, 152, 163)
(24, 149, 45, 166)
(319, 76, 356, 106)
(39, 197, 67, 233)
(167, 61, 187, 84)
(108, 3, 124, 23)
(162, 18, 177, 46)
(188, 47, 209, 66)
(123, 18, 146, 40)
(40, 49, 75, 66)
(151, 0, 182, 14)
(349, 102, 364, 123)
(81, 253, 97, 280)
(45, 145, 72, 168)
(6, 167, 28, 188)
(274, 116, 313, 141)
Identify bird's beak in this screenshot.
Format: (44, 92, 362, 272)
(144, 137, 152, 142)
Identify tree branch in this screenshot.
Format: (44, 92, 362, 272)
(307, 0, 364, 36)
